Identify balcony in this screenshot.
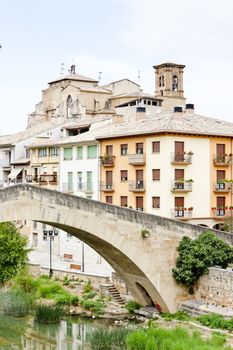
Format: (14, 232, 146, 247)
(77, 182, 93, 193)
(62, 183, 73, 193)
(100, 182, 115, 192)
(212, 207, 233, 218)
(129, 180, 145, 192)
(31, 174, 58, 185)
(99, 155, 115, 167)
(128, 153, 146, 165)
(214, 181, 232, 192)
(171, 180, 193, 192)
(171, 152, 193, 165)
(171, 208, 193, 220)
(213, 154, 232, 166)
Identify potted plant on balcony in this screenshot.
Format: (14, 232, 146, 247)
(188, 207, 193, 211)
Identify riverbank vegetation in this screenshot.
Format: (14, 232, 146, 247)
(87, 325, 232, 350)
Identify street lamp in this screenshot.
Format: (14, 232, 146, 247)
(43, 228, 59, 277)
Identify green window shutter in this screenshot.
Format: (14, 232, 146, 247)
(64, 147, 73, 160)
(77, 146, 83, 159)
(87, 171, 93, 192)
(87, 145, 97, 159)
(68, 172, 73, 192)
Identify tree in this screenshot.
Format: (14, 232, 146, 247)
(172, 231, 233, 293)
(0, 222, 29, 285)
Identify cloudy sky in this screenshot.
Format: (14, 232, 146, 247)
(0, 0, 232, 134)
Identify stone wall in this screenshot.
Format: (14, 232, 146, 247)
(196, 267, 233, 307)
(28, 263, 110, 284)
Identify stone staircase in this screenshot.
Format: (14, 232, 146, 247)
(106, 284, 125, 305)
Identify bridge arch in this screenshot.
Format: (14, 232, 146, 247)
(1, 184, 232, 312)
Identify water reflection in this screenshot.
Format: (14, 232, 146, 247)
(22, 321, 86, 350)
(0, 316, 112, 349)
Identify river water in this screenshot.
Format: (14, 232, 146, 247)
(0, 315, 119, 349)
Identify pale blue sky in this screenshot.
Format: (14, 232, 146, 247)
(0, 0, 233, 134)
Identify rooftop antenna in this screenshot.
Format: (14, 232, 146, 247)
(98, 71, 102, 84)
(138, 69, 141, 86)
(60, 62, 65, 76)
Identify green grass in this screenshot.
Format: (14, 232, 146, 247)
(0, 289, 34, 317)
(197, 313, 233, 330)
(126, 326, 231, 350)
(161, 310, 191, 321)
(35, 305, 63, 323)
(87, 328, 131, 350)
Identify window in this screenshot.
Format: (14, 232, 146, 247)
(121, 170, 128, 181)
(152, 169, 160, 181)
(106, 145, 113, 155)
(159, 75, 164, 87)
(33, 221, 37, 229)
(42, 223, 46, 230)
(25, 148, 30, 158)
(152, 197, 160, 208)
(49, 147, 59, 156)
(42, 167, 47, 174)
(152, 141, 160, 153)
(106, 196, 112, 204)
(64, 147, 73, 160)
(136, 143, 144, 154)
(77, 146, 83, 159)
(77, 172, 82, 190)
(121, 144, 128, 155)
(87, 145, 97, 158)
(38, 148, 47, 157)
(136, 196, 143, 211)
(67, 172, 73, 192)
(172, 75, 178, 91)
(87, 171, 93, 192)
(120, 196, 128, 207)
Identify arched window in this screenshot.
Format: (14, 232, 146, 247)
(159, 75, 164, 87)
(172, 75, 178, 91)
(66, 95, 73, 118)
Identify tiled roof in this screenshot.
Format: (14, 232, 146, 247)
(96, 110, 233, 139)
(48, 74, 98, 85)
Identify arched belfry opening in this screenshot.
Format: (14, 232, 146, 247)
(172, 75, 178, 91)
(66, 95, 73, 118)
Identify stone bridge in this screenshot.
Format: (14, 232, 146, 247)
(0, 184, 232, 312)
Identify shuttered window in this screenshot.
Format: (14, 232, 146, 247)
(152, 197, 160, 208)
(121, 170, 128, 181)
(120, 196, 128, 207)
(152, 169, 160, 181)
(77, 146, 83, 159)
(152, 141, 160, 153)
(106, 196, 112, 204)
(87, 145, 97, 159)
(64, 147, 73, 160)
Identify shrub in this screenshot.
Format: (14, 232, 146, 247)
(35, 305, 63, 323)
(125, 300, 141, 314)
(37, 281, 65, 299)
(83, 291, 97, 299)
(81, 299, 105, 316)
(83, 280, 93, 294)
(54, 293, 79, 306)
(172, 231, 233, 289)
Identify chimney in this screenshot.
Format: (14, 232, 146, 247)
(136, 106, 146, 121)
(173, 106, 183, 120)
(70, 64, 76, 74)
(185, 103, 195, 113)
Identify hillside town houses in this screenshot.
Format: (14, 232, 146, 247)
(1, 62, 233, 277)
